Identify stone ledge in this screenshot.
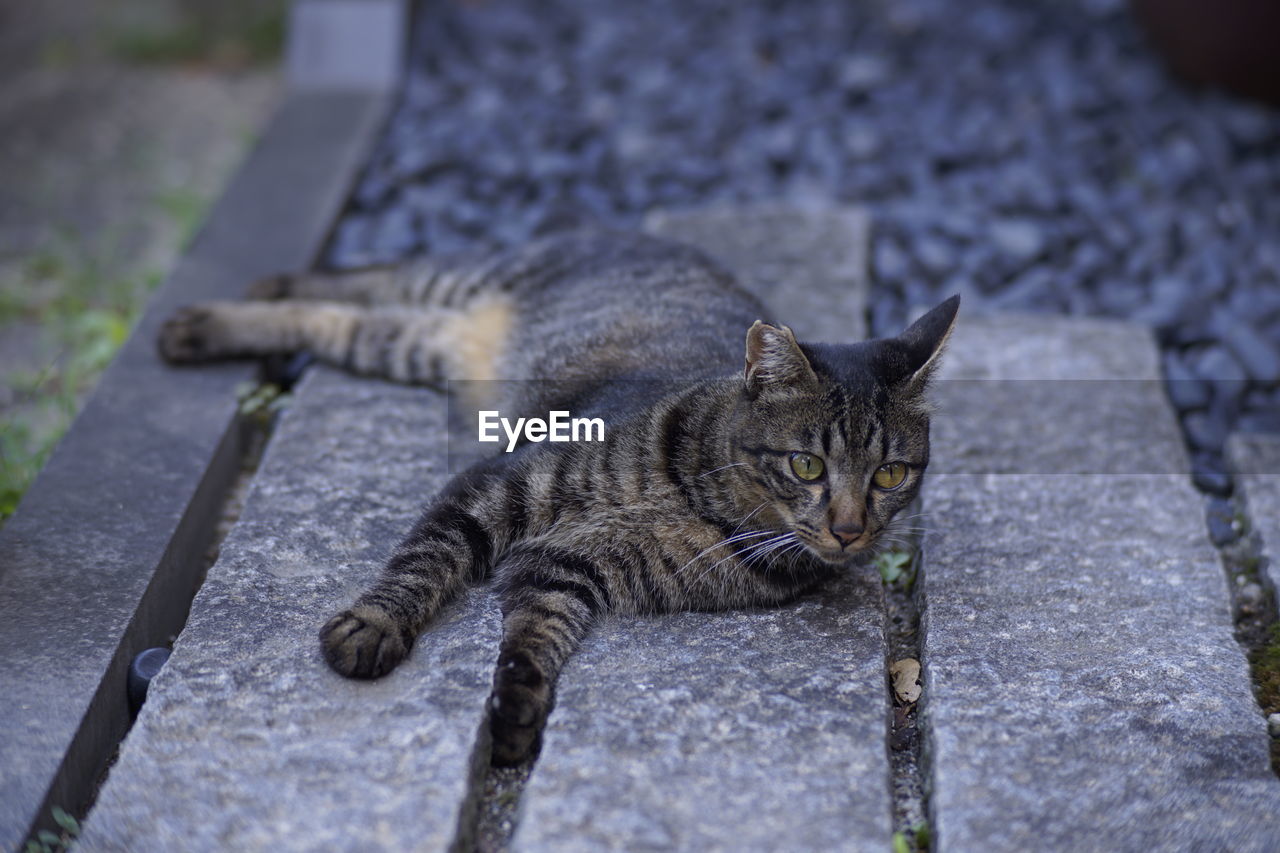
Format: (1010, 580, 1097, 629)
(0, 91, 391, 849)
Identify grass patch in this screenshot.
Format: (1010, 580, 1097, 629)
(154, 187, 208, 250)
(111, 1, 286, 69)
(0, 186, 213, 524)
(1252, 622, 1280, 769)
(1252, 623, 1280, 716)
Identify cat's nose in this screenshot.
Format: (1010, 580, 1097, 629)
(829, 523, 864, 548)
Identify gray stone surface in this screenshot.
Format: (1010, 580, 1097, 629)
(0, 91, 390, 848)
(1229, 433, 1280, 596)
(80, 368, 499, 851)
(644, 204, 870, 343)
(514, 578, 889, 852)
(513, 205, 888, 851)
(921, 315, 1280, 851)
(287, 0, 407, 92)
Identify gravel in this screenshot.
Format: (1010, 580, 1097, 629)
(323, 0, 1280, 500)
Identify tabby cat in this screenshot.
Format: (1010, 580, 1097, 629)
(158, 229, 958, 765)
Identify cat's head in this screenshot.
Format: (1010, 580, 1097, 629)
(729, 295, 959, 566)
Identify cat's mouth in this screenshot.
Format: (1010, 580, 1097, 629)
(813, 549, 863, 566)
(805, 536, 875, 566)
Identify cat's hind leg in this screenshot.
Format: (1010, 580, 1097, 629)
(158, 296, 513, 385)
(246, 266, 401, 305)
(247, 252, 496, 308)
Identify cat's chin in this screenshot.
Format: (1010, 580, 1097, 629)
(808, 545, 861, 567)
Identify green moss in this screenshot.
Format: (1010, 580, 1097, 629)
(0, 228, 171, 523)
(111, 2, 286, 68)
(1251, 622, 1280, 716)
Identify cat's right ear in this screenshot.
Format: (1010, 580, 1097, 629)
(744, 321, 818, 397)
(896, 294, 960, 391)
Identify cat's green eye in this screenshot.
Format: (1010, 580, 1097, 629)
(789, 452, 825, 481)
(873, 462, 908, 490)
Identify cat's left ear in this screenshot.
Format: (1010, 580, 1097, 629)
(895, 294, 960, 391)
(744, 321, 819, 397)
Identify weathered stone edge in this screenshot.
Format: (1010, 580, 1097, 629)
(0, 91, 391, 848)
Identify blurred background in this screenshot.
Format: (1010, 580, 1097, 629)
(2, 0, 1279, 524)
(0, 0, 285, 518)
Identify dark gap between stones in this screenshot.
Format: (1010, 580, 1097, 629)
(881, 498, 930, 850)
(470, 757, 533, 853)
(1211, 488, 1280, 774)
(74, 379, 281, 836)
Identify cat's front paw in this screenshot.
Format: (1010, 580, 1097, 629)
(319, 606, 413, 679)
(157, 306, 222, 363)
(488, 650, 551, 766)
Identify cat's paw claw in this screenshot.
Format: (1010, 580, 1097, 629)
(319, 607, 412, 679)
(157, 306, 219, 363)
(488, 652, 549, 765)
(246, 273, 294, 301)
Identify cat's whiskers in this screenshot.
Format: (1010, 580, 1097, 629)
(776, 539, 808, 571)
(696, 462, 750, 480)
(674, 529, 773, 577)
(736, 532, 799, 572)
(728, 501, 769, 537)
(694, 531, 793, 584)
(744, 539, 795, 571)
(894, 512, 930, 523)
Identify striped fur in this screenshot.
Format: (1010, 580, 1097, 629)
(158, 229, 958, 765)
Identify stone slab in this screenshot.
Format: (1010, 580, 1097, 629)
(514, 205, 888, 851)
(920, 315, 1280, 851)
(79, 368, 500, 851)
(287, 0, 408, 92)
(513, 579, 889, 852)
(644, 204, 871, 343)
(1228, 432, 1280, 596)
(0, 91, 389, 849)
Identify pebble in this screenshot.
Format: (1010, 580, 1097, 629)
(1205, 497, 1238, 547)
(915, 236, 957, 280)
(1238, 582, 1265, 608)
(1161, 351, 1210, 411)
(1182, 411, 1228, 454)
(874, 239, 911, 283)
(1191, 346, 1248, 385)
(1217, 317, 1280, 385)
(1190, 452, 1232, 497)
(989, 219, 1046, 263)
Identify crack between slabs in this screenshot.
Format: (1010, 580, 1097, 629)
(1209, 484, 1280, 776)
(67, 395, 279, 846)
(881, 497, 932, 852)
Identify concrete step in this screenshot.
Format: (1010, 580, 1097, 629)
(921, 315, 1280, 851)
(79, 369, 500, 850)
